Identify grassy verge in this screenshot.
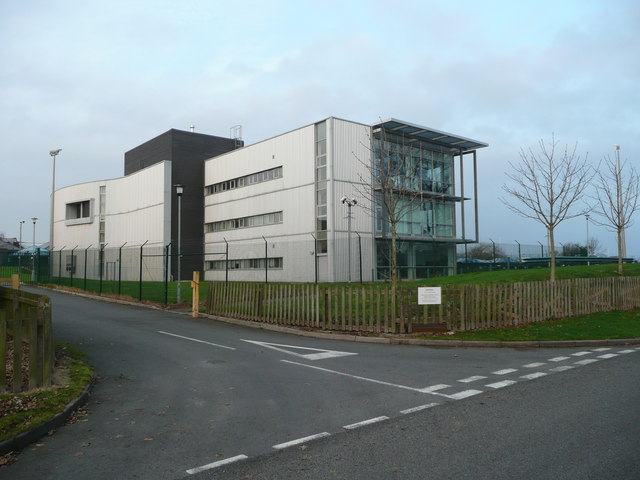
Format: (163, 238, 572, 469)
(0, 345, 92, 444)
(426, 309, 640, 342)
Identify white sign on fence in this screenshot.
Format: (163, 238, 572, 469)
(417, 287, 442, 305)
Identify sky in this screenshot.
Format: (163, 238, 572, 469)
(1, 0, 639, 256)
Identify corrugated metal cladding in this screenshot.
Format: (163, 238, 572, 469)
(330, 118, 372, 181)
(54, 162, 170, 250)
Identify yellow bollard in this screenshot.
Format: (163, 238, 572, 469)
(11, 273, 20, 290)
(191, 271, 200, 318)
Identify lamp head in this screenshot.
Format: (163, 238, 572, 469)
(174, 184, 184, 196)
(49, 149, 62, 157)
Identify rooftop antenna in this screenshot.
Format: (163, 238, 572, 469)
(230, 125, 243, 148)
(189, 124, 195, 132)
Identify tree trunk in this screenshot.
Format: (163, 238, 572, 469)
(617, 227, 623, 275)
(549, 227, 556, 282)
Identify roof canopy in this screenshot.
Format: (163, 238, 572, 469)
(373, 118, 488, 153)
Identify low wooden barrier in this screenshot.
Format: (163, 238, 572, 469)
(206, 277, 640, 334)
(0, 286, 54, 393)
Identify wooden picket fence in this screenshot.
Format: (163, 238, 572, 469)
(206, 277, 640, 334)
(0, 286, 54, 393)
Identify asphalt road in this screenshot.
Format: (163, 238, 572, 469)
(2, 288, 639, 479)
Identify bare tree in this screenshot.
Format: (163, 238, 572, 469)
(589, 146, 639, 274)
(586, 237, 602, 256)
(467, 242, 506, 261)
(501, 135, 591, 281)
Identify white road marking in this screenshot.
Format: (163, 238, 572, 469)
(493, 368, 518, 375)
(273, 432, 330, 450)
(186, 455, 248, 474)
(572, 351, 591, 356)
(400, 403, 440, 414)
(445, 390, 483, 400)
(241, 339, 357, 360)
(549, 356, 570, 362)
(598, 353, 618, 359)
(520, 372, 547, 380)
(523, 362, 546, 368)
(344, 416, 389, 430)
(575, 358, 599, 365)
(158, 331, 236, 350)
(458, 375, 487, 383)
(281, 360, 429, 393)
(617, 349, 635, 354)
(592, 347, 611, 352)
(486, 380, 517, 389)
(549, 365, 575, 372)
(418, 384, 450, 393)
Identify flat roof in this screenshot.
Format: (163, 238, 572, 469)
(373, 118, 488, 152)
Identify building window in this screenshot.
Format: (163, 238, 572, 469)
(65, 199, 94, 226)
(205, 257, 284, 270)
(205, 211, 283, 233)
(315, 121, 328, 255)
(66, 200, 91, 220)
(205, 166, 283, 195)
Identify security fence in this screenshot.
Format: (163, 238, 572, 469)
(1, 237, 628, 305)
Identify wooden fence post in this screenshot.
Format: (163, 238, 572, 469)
(191, 271, 200, 318)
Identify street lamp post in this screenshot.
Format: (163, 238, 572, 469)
(49, 149, 62, 282)
(614, 144, 626, 257)
(175, 184, 183, 303)
(19, 220, 25, 274)
(31, 217, 38, 281)
(341, 196, 357, 283)
(585, 214, 590, 255)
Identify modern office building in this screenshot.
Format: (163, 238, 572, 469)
(203, 117, 487, 283)
(52, 129, 242, 281)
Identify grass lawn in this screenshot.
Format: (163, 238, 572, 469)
(0, 345, 92, 444)
(426, 309, 640, 341)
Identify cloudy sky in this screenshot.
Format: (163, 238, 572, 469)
(1, 0, 638, 256)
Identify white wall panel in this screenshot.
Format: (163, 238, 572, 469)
(53, 161, 170, 250)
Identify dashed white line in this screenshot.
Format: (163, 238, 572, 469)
(344, 416, 389, 430)
(493, 368, 518, 375)
(520, 372, 547, 380)
(523, 362, 546, 368)
(486, 380, 517, 389)
(446, 389, 483, 400)
(592, 347, 611, 352)
(572, 351, 591, 356)
(549, 365, 575, 372)
(617, 349, 635, 354)
(418, 384, 450, 393)
(575, 358, 599, 365)
(273, 432, 330, 450)
(186, 455, 248, 474)
(549, 356, 570, 362)
(400, 403, 440, 414)
(458, 375, 487, 383)
(598, 353, 619, 359)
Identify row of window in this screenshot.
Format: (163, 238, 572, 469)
(205, 166, 283, 195)
(205, 211, 283, 233)
(206, 257, 283, 270)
